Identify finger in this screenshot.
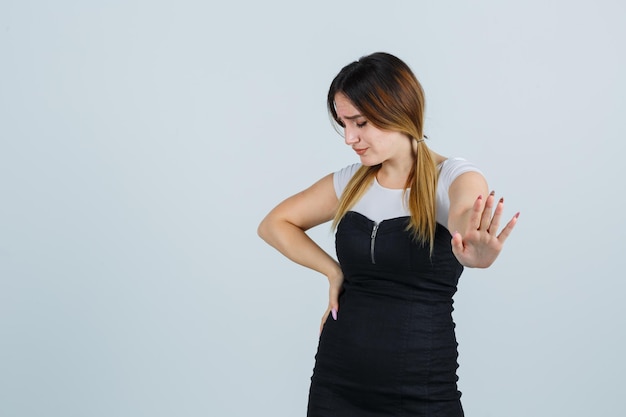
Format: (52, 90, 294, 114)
(496, 212, 520, 242)
(319, 308, 330, 334)
(450, 231, 464, 255)
(469, 195, 485, 229)
(479, 191, 496, 230)
(328, 289, 340, 318)
(319, 305, 334, 333)
(487, 197, 504, 234)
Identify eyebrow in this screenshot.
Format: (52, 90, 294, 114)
(341, 114, 364, 120)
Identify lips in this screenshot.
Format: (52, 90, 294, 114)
(354, 148, 368, 156)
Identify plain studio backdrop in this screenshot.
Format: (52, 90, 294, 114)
(1, 1, 624, 416)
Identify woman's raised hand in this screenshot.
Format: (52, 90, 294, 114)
(451, 192, 519, 268)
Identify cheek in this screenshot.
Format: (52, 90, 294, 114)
(369, 136, 392, 152)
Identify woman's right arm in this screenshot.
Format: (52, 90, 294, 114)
(257, 173, 339, 275)
(257, 173, 343, 328)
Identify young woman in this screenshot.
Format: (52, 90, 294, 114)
(258, 52, 518, 417)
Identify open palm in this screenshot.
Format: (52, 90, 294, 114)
(451, 192, 519, 268)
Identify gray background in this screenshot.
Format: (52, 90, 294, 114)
(1, 0, 624, 416)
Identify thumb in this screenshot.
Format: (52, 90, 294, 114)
(450, 231, 463, 254)
(328, 288, 340, 321)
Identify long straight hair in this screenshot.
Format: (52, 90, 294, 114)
(328, 52, 438, 251)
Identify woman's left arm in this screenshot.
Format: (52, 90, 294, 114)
(447, 171, 519, 268)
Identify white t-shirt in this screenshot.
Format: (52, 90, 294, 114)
(333, 158, 482, 227)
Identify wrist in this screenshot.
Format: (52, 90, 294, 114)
(325, 263, 343, 283)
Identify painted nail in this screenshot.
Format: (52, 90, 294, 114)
(490, 190, 495, 196)
(515, 212, 521, 219)
(331, 308, 338, 320)
(499, 197, 504, 203)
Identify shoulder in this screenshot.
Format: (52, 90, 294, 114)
(333, 163, 362, 197)
(438, 157, 483, 189)
(334, 162, 361, 178)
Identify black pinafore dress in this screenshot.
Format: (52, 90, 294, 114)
(307, 211, 465, 417)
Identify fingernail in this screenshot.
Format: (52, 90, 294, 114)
(515, 212, 520, 219)
(499, 197, 504, 203)
(477, 195, 482, 200)
(331, 308, 338, 320)
(490, 190, 495, 196)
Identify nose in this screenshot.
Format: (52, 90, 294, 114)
(344, 126, 359, 145)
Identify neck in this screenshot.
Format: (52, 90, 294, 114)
(377, 156, 414, 189)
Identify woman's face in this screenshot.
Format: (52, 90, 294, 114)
(334, 93, 412, 167)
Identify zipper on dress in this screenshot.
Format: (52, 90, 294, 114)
(370, 222, 379, 264)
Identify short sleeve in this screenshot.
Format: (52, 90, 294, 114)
(436, 158, 483, 226)
(333, 163, 362, 198)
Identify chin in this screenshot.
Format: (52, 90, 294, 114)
(359, 156, 381, 167)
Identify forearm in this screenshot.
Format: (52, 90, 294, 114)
(258, 218, 341, 279)
(447, 207, 474, 238)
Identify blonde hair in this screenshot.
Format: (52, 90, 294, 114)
(328, 52, 438, 252)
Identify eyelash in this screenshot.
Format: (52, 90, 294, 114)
(337, 120, 367, 128)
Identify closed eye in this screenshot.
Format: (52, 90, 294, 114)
(356, 121, 367, 128)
